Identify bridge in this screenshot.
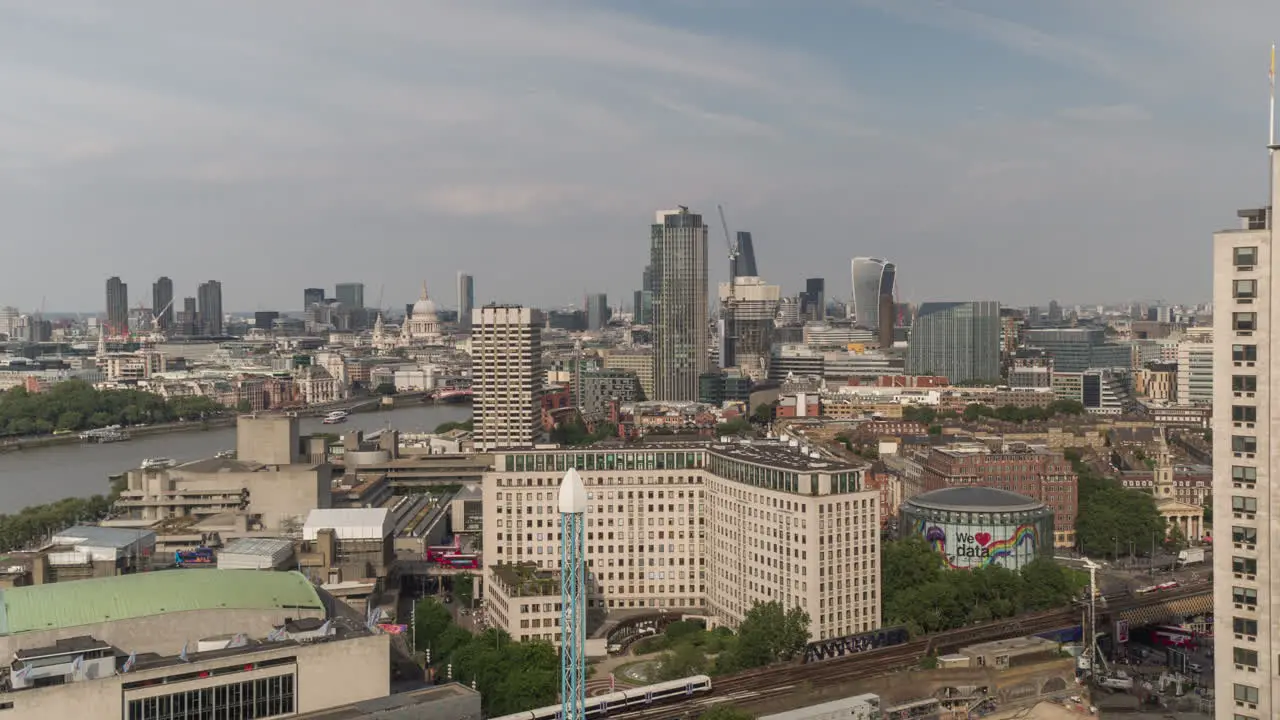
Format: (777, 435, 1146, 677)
(395, 559, 481, 577)
(612, 581, 1213, 720)
(337, 456, 490, 485)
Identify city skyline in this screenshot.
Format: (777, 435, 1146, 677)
(1, 2, 1275, 310)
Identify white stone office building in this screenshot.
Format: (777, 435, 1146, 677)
(471, 305, 543, 451)
(1213, 195, 1273, 719)
(482, 440, 881, 642)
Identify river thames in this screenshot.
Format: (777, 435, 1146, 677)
(0, 404, 472, 511)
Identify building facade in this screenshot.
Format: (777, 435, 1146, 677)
(472, 305, 544, 450)
(650, 207, 709, 401)
(197, 280, 223, 336)
(1176, 339, 1213, 406)
(152, 277, 174, 331)
(1212, 199, 1273, 719)
(457, 272, 474, 331)
(105, 276, 129, 338)
(850, 258, 893, 331)
(335, 282, 364, 309)
(585, 293, 609, 332)
(905, 301, 1000, 384)
(899, 487, 1054, 571)
(481, 440, 881, 642)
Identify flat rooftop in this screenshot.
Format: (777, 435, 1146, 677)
(709, 441, 864, 473)
(490, 563, 560, 597)
(294, 683, 479, 719)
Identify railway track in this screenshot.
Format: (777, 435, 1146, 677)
(608, 581, 1213, 720)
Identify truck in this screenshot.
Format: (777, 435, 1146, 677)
(1177, 547, 1206, 566)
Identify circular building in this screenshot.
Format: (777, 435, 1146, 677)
(899, 487, 1054, 571)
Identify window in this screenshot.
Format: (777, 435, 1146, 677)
(1233, 647, 1259, 668)
(1233, 406, 1258, 423)
(1235, 246, 1258, 267)
(1233, 375, 1258, 392)
(1233, 496, 1258, 513)
(1234, 312, 1258, 331)
(1233, 586, 1258, 607)
(125, 673, 295, 720)
(1235, 278, 1259, 298)
(1234, 556, 1258, 575)
(1232, 466, 1258, 483)
(1233, 617, 1259, 636)
(1234, 344, 1258, 362)
(1233, 436, 1258, 454)
(1233, 526, 1258, 545)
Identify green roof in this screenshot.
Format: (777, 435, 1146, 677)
(0, 570, 324, 636)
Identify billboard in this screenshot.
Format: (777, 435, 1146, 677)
(916, 520, 1040, 571)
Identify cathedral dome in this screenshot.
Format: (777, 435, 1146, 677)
(411, 283, 437, 319)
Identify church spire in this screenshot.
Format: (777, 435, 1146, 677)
(421, 282, 430, 301)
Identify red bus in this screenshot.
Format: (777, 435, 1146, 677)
(445, 554, 479, 570)
(425, 541, 460, 562)
(1149, 626, 1195, 648)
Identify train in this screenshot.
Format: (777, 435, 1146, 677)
(489, 675, 713, 720)
(175, 547, 215, 566)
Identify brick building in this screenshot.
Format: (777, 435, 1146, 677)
(921, 443, 1078, 548)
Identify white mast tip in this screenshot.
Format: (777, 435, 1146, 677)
(558, 468, 588, 513)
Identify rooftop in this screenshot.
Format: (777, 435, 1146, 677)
(906, 487, 1044, 512)
(219, 537, 296, 558)
(710, 440, 864, 473)
(295, 683, 479, 720)
(490, 563, 563, 597)
(175, 457, 267, 473)
(48, 525, 154, 550)
(0, 570, 323, 636)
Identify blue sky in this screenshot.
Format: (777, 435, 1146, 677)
(0, 0, 1276, 313)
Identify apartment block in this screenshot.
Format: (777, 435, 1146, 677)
(1213, 199, 1273, 718)
(471, 305, 544, 450)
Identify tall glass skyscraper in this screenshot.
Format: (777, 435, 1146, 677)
(457, 272, 475, 329)
(650, 207, 708, 401)
(732, 231, 758, 278)
(905, 301, 1000, 383)
(851, 257, 895, 330)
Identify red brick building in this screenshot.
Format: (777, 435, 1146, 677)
(921, 444, 1078, 548)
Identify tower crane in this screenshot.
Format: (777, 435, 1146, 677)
(718, 204, 739, 369)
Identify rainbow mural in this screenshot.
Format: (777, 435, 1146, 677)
(916, 519, 1039, 570)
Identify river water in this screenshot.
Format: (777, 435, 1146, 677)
(0, 404, 473, 511)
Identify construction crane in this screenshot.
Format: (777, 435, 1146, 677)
(718, 204, 738, 369)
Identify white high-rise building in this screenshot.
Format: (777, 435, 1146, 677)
(472, 305, 543, 451)
(1211, 158, 1276, 717)
(1175, 338, 1213, 406)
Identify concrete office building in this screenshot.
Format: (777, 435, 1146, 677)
(457, 272, 475, 330)
(114, 414, 331, 532)
(472, 305, 544, 450)
(482, 439, 881, 642)
(905, 301, 1000, 384)
(105, 276, 129, 338)
(1176, 339, 1213, 406)
(603, 350, 655, 401)
(1212, 188, 1275, 717)
(650, 207, 709, 401)
(719, 276, 781, 382)
(151, 277, 174, 332)
(1022, 328, 1131, 374)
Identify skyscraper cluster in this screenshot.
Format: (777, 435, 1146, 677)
(103, 276, 223, 339)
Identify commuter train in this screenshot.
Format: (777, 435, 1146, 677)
(489, 675, 713, 720)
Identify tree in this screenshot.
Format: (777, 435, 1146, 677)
(1164, 522, 1188, 553)
(412, 597, 454, 652)
(751, 401, 775, 423)
(721, 601, 809, 670)
(453, 572, 476, 608)
(374, 383, 398, 396)
(657, 643, 708, 680)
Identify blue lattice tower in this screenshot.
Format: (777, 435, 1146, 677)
(558, 468, 588, 720)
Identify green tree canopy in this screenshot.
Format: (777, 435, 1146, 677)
(881, 536, 1081, 635)
(1067, 452, 1165, 558)
(0, 380, 225, 438)
(716, 601, 809, 672)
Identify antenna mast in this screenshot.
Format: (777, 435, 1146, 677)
(1270, 44, 1276, 148)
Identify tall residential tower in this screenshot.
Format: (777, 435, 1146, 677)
(457, 272, 475, 330)
(105, 276, 129, 338)
(151, 277, 174, 331)
(471, 305, 543, 450)
(1211, 150, 1279, 718)
(197, 280, 223, 336)
(650, 207, 709, 401)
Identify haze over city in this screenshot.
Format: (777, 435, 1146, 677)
(3, 1, 1279, 311)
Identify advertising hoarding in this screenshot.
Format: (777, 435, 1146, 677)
(915, 519, 1040, 570)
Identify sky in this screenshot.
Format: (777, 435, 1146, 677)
(1, 0, 1279, 314)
